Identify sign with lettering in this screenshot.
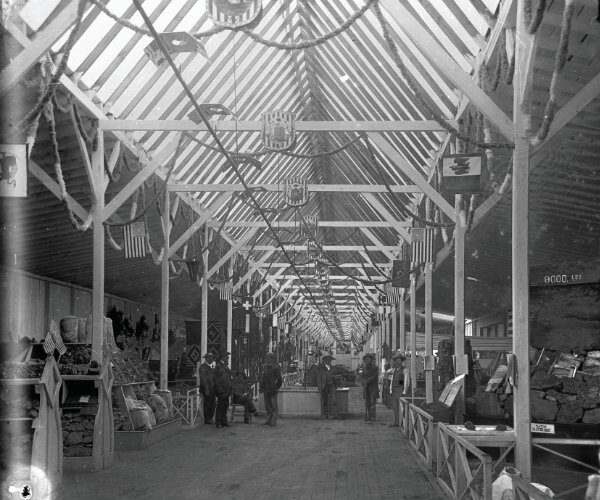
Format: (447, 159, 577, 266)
(531, 423, 555, 434)
(530, 261, 600, 287)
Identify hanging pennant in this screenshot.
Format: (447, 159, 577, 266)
(207, 0, 262, 28)
(144, 32, 208, 66)
(262, 110, 295, 151)
(0, 144, 28, 197)
(441, 153, 484, 196)
(284, 177, 308, 207)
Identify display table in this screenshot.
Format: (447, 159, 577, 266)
(256, 387, 349, 417)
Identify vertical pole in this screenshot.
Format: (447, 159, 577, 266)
(227, 299, 232, 363)
(91, 129, 104, 364)
(454, 195, 466, 424)
(513, 0, 535, 479)
(399, 292, 406, 354)
(201, 227, 209, 357)
(425, 262, 434, 403)
(410, 276, 417, 401)
(391, 304, 397, 352)
(160, 185, 170, 391)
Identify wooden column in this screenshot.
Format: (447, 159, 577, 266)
(91, 129, 104, 364)
(227, 299, 232, 361)
(201, 227, 209, 356)
(160, 186, 170, 391)
(454, 196, 466, 423)
(391, 304, 397, 352)
(399, 293, 406, 354)
(513, 0, 535, 479)
(410, 276, 417, 400)
(425, 262, 434, 403)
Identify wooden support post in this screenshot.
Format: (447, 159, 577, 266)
(410, 276, 417, 401)
(201, 227, 209, 357)
(425, 262, 434, 404)
(160, 186, 170, 391)
(512, 0, 535, 480)
(227, 298, 232, 363)
(399, 294, 406, 354)
(91, 129, 104, 364)
(454, 195, 466, 423)
(391, 305, 397, 352)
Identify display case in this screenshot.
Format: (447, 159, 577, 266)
(0, 356, 62, 497)
(112, 381, 181, 451)
(60, 363, 114, 472)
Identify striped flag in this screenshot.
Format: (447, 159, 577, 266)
(49, 319, 67, 355)
(411, 228, 434, 263)
(43, 330, 55, 355)
(384, 283, 403, 304)
(123, 222, 147, 258)
(218, 281, 233, 301)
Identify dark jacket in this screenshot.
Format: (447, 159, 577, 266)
(199, 362, 215, 396)
(317, 364, 337, 393)
(260, 362, 282, 394)
(361, 364, 379, 388)
(390, 367, 405, 394)
(213, 361, 232, 397)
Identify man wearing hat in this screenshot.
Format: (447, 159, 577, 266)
(389, 353, 407, 427)
(213, 352, 233, 428)
(317, 354, 338, 419)
(198, 352, 216, 424)
(360, 354, 379, 422)
(259, 352, 282, 426)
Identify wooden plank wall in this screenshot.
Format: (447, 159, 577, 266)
(0, 269, 185, 342)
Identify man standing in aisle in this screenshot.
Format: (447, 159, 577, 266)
(213, 352, 232, 428)
(389, 353, 407, 427)
(317, 354, 338, 419)
(198, 352, 216, 425)
(260, 352, 282, 426)
(360, 353, 379, 422)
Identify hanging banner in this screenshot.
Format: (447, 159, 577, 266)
(144, 32, 208, 66)
(441, 153, 483, 196)
(0, 144, 28, 197)
(300, 215, 318, 239)
(207, 0, 262, 28)
(284, 177, 308, 207)
(262, 110, 295, 151)
(391, 260, 410, 288)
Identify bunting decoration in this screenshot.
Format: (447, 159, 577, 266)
(207, 0, 262, 28)
(144, 32, 207, 66)
(262, 110, 295, 151)
(442, 153, 483, 196)
(411, 227, 434, 264)
(123, 222, 147, 259)
(284, 177, 308, 207)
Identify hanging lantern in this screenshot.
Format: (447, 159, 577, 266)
(0, 143, 28, 197)
(262, 110, 295, 151)
(207, 0, 262, 28)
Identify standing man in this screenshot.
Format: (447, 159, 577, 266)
(260, 352, 282, 426)
(360, 354, 379, 422)
(213, 351, 232, 428)
(198, 352, 216, 425)
(389, 353, 407, 427)
(317, 354, 338, 419)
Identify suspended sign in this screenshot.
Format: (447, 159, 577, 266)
(144, 32, 207, 66)
(207, 0, 262, 28)
(262, 110, 295, 151)
(0, 144, 28, 197)
(441, 153, 483, 195)
(391, 260, 410, 288)
(284, 177, 308, 207)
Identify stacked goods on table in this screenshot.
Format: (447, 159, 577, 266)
(466, 349, 600, 424)
(61, 413, 95, 457)
(0, 359, 45, 379)
(113, 406, 131, 431)
(113, 383, 174, 432)
(111, 349, 152, 383)
(58, 345, 92, 375)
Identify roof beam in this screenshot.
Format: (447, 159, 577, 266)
(241, 245, 403, 252)
(361, 193, 410, 243)
(99, 120, 456, 132)
(379, 0, 514, 141)
(206, 220, 410, 228)
(233, 251, 275, 292)
(169, 183, 421, 193)
(0, 0, 80, 96)
(360, 228, 395, 261)
(205, 227, 259, 280)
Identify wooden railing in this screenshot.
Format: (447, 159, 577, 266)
(511, 474, 555, 500)
(171, 386, 202, 428)
(436, 422, 493, 500)
(398, 396, 410, 437)
(407, 403, 436, 470)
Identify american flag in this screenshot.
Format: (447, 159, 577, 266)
(218, 281, 233, 301)
(123, 222, 147, 259)
(384, 283, 403, 304)
(43, 330, 55, 355)
(49, 319, 66, 355)
(411, 228, 434, 263)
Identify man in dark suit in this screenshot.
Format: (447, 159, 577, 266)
(360, 353, 379, 422)
(389, 353, 407, 427)
(198, 352, 216, 424)
(260, 352, 282, 426)
(213, 352, 232, 428)
(317, 354, 338, 419)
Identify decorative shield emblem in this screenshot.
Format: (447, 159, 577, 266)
(0, 144, 28, 197)
(144, 32, 208, 66)
(207, 0, 262, 28)
(300, 215, 318, 239)
(441, 153, 483, 196)
(284, 177, 308, 207)
(262, 110, 295, 151)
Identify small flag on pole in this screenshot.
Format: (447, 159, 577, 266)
(219, 281, 233, 301)
(49, 319, 67, 355)
(123, 222, 147, 258)
(411, 228, 434, 264)
(43, 330, 55, 355)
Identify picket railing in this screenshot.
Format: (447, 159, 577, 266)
(436, 422, 493, 500)
(407, 403, 436, 470)
(398, 397, 410, 437)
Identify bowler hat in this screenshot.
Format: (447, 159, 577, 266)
(203, 352, 214, 358)
(363, 353, 374, 360)
(392, 353, 406, 360)
(323, 355, 335, 362)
